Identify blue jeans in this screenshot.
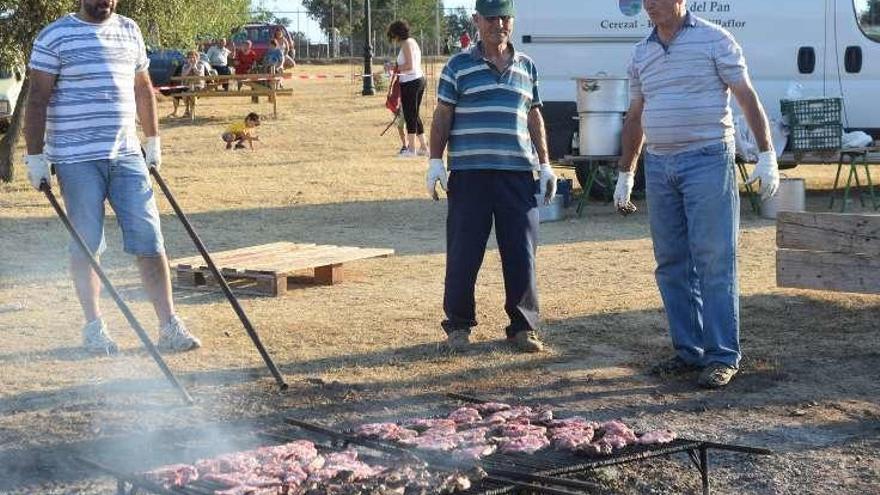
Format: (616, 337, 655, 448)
(442, 170, 540, 337)
(645, 142, 740, 368)
(55, 155, 165, 259)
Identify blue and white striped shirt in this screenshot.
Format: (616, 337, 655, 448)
(437, 43, 542, 172)
(29, 13, 149, 164)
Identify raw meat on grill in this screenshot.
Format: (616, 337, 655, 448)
(354, 422, 419, 442)
(447, 407, 482, 425)
(451, 443, 497, 461)
(143, 463, 199, 488)
(499, 423, 547, 438)
(401, 418, 458, 432)
(549, 425, 596, 450)
(472, 402, 511, 414)
(637, 429, 677, 445)
(499, 434, 551, 454)
(308, 449, 386, 482)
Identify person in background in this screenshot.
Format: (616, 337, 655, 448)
(234, 40, 259, 76)
(387, 19, 427, 157)
(264, 39, 285, 75)
(175, 49, 210, 118)
(24, 0, 201, 355)
(426, 0, 558, 353)
(614, 0, 780, 388)
(459, 31, 472, 51)
(207, 38, 232, 90)
(272, 27, 296, 68)
(222, 112, 261, 150)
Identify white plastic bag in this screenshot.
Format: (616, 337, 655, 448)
(734, 115, 789, 161)
(841, 130, 873, 149)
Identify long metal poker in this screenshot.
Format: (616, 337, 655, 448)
(40, 181, 194, 405)
(148, 167, 289, 390)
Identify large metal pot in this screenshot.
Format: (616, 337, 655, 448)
(760, 177, 805, 219)
(575, 76, 628, 113)
(577, 112, 624, 156)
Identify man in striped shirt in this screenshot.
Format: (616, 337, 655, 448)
(426, 0, 558, 353)
(24, 0, 201, 355)
(614, 0, 779, 388)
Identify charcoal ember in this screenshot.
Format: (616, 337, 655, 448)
(472, 402, 511, 414)
(637, 429, 677, 445)
(447, 407, 482, 425)
(142, 463, 199, 488)
(436, 472, 471, 494)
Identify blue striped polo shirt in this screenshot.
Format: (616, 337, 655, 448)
(437, 42, 542, 171)
(29, 13, 149, 165)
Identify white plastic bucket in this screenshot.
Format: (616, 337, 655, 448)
(760, 177, 806, 219)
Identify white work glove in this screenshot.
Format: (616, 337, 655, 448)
(538, 163, 558, 205)
(144, 136, 162, 171)
(426, 158, 448, 200)
(746, 150, 780, 200)
(614, 170, 635, 209)
(25, 154, 52, 190)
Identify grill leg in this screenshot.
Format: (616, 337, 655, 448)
(699, 446, 710, 495)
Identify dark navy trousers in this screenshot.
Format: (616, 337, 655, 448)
(442, 170, 540, 338)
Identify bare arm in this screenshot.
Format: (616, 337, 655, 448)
(618, 97, 645, 173)
(730, 79, 772, 153)
(429, 102, 455, 159)
(23, 70, 58, 155)
(527, 106, 550, 164)
(398, 39, 414, 72)
(134, 70, 159, 138)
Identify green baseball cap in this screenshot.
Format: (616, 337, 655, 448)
(475, 0, 515, 17)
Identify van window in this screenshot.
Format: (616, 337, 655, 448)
(854, 0, 880, 42)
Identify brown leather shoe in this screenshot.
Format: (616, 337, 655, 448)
(508, 331, 545, 353)
(444, 330, 470, 351)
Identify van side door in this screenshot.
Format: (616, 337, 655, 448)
(834, 0, 880, 134)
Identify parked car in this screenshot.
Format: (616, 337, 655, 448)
(147, 48, 185, 87)
(0, 65, 24, 134)
(231, 23, 294, 60)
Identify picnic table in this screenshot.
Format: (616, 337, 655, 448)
(168, 71, 293, 119)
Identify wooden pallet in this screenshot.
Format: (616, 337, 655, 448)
(776, 212, 880, 294)
(171, 242, 394, 296)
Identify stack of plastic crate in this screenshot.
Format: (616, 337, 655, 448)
(780, 97, 842, 153)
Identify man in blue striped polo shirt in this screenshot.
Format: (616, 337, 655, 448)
(24, 0, 201, 355)
(614, 0, 780, 388)
(426, 0, 558, 353)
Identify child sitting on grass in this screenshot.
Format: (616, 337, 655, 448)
(222, 112, 261, 150)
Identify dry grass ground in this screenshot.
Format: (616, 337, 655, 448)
(0, 63, 877, 494)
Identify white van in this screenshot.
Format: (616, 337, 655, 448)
(515, 0, 880, 159)
(0, 65, 24, 134)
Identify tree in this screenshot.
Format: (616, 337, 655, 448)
(0, 0, 251, 182)
(444, 6, 472, 42)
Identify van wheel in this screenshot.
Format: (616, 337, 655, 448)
(574, 160, 645, 200)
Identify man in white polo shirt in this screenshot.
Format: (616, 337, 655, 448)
(614, 0, 779, 388)
(24, 0, 201, 355)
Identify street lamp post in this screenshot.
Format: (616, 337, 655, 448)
(362, 0, 375, 95)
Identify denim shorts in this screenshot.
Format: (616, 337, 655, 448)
(55, 155, 165, 258)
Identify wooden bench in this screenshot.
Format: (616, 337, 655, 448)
(776, 211, 880, 294)
(171, 242, 395, 296)
(169, 72, 293, 119)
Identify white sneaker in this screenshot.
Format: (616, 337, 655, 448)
(397, 149, 417, 158)
(416, 148, 429, 157)
(82, 319, 119, 355)
(157, 315, 201, 352)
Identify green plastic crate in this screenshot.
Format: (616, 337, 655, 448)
(780, 97, 842, 126)
(788, 124, 842, 152)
